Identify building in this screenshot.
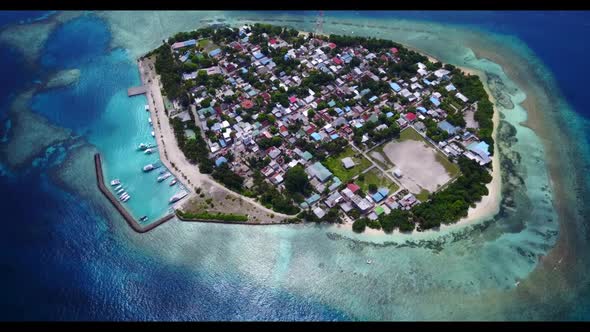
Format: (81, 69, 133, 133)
(341, 157, 355, 169)
(437, 120, 459, 135)
(307, 162, 333, 182)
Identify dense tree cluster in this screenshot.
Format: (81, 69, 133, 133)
(212, 163, 245, 193)
(153, 44, 183, 100)
(170, 117, 214, 174)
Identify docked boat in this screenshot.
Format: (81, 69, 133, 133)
(138, 143, 148, 151)
(122, 195, 131, 202)
(114, 184, 122, 191)
(151, 131, 155, 137)
(157, 172, 172, 182)
(140, 216, 148, 222)
(148, 117, 152, 125)
(116, 187, 125, 194)
(110, 179, 121, 186)
(144, 148, 154, 154)
(145, 104, 149, 111)
(119, 192, 128, 198)
(142, 162, 161, 172)
(169, 179, 177, 186)
(169, 191, 188, 204)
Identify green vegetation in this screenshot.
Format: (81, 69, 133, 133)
(352, 218, 367, 233)
(170, 116, 214, 174)
(451, 70, 495, 156)
(212, 163, 244, 193)
(284, 165, 311, 195)
(153, 44, 183, 100)
(355, 168, 399, 194)
(416, 189, 430, 202)
(177, 210, 248, 222)
(412, 157, 492, 230)
(378, 209, 413, 233)
(323, 146, 372, 182)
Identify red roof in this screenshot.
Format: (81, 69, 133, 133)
(347, 183, 360, 193)
(241, 99, 254, 109)
(305, 125, 316, 134)
(390, 47, 398, 54)
(328, 42, 337, 49)
(332, 57, 343, 65)
(289, 96, 297, 103)
(279, 125, 288, 132)
(269, 38, 277, 44)
(405, 112, 416, 121)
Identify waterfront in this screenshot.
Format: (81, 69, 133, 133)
(0, 11, 589, 320)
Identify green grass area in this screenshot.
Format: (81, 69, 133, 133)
(176, 209, 248, 222)
(416, 189, 430, 202)
(324, 146, 372, 183)
(198, 39, 210, 48)
(355, 168, 399, 194)
(399, 127, 460, 178)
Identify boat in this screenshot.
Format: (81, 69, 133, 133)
(116, 187, 125, 194)
(119, 192, 128, 198)
(151, 131, 155, 137)
(138, 143, 148, 150)
(144, 148, 154, 154)
(122, 195, 131, 202)
(114, 184, 122, 191)
(144, 104, 149, 111)
(142, 162, 161, 172)
(169, 179, 177, 186)
(157, 172, 172, 182)
(366, 259, 373, 265)
(169, 191, 188, 204)
(110, 179, 120, 186)
(140, 216, 148, 222)
(148, 117, 152, 125)
(159, 169, 167, 175)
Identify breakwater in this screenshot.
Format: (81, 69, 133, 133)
(94, 153, 174, 233)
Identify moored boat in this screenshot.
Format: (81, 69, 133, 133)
(169, 191, 188, 204)
(151, 131, 155, 137)
(122, 195, 130, 202)
(169, 179, 177, 186)
(110, 179, 120, 186)
(157, 172, 172, 182)
(142, 162, 161, 172)
(140, 216, 148, 222)
(144, 148, 154, 154)
(138, 143, 148, 150)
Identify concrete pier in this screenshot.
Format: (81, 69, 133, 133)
(94, 153, 174, 233)
(127, 85, 147, 97)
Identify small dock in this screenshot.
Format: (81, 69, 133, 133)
(127, 85, 147, 97)
(94, 153, 174, 233)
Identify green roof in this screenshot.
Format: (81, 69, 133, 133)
(375, 206, 385, 215)
(302, 151, 313, 161)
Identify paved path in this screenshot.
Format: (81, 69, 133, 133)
(139, 57, 295, 218)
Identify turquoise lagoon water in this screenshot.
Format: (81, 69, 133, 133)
(0, 11, 589, 320)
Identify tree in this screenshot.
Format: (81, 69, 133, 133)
(307, 109, 315, 119)
(284, 165, 310, 195)
(368, 183, 378, 193)
(352, 218, 367, 233)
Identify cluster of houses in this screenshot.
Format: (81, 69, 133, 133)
(167, 24, 492, 222)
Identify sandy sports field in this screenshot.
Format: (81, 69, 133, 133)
(382, 140, 452, 194)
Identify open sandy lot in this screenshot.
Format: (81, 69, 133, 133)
(382, 140, 451, 193)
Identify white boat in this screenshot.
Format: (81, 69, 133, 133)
(138, 143, 148, 150)
(110, 179, 120, 186)
(114, 184, 122, 190)
(151, 131, 155, 137)
(169, 179, 177, 186)
(169, 191, 188, 204)
(122, 196, 131, 202)
(157, 172, 172, 182)
(140, 216, 148, 222)
(116, 187, 125, 194)
(366, 259, 373, 265)
(148, 117, 152, 125)
(145, 104, 149, 111)
(119, 192, 128, 199)
(144, 148, 154, 154)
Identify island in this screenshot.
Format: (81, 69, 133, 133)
(137, 23, 495, 234)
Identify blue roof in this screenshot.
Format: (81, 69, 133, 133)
(209, 48, 222, 57)
(328, 100, 336, 107)
(389, 82, 401, 92)
(335, 107, 343, 115)
(468, 141, 490, 156)
(219, 139, 227, 148)
(242, 36, 249, 43)
(446, 84, 456, 91)
(423, 79, 432, 85)
(215, 156, 228, 167)
(253, 51, 264, 59)
(306, 194, 321, 204)
(386, 112, 394, 118)
(369, 96, 378, 102)
(378, 187, 390, 197)
(311, 132, 322, 141)
(330, 133, 340, 140)
(437, 120, 458, 134)
(302, 151, 313, 161)
(417, 106, 428, 114)
(430, 97, 441, 106)
(241, 67, 248, 74)
(344, 106, 351, 112)
(259, 57, 271, 65)
(371, 192, 384, 203)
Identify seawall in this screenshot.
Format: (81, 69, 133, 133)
(94, 153, 174, 233)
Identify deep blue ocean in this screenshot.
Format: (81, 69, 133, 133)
(0, 11, 589, 320)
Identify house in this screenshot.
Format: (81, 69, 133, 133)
(325, 191, 343, 208)
(171, 39, 196, 50)
(342, 157, 355, 169)
(404, 112, 416, 122)
(347, 183, 360, 194)
(430, 96, 441, 107)
(215, 156, 228, 167)
(307, 162, 333, 182)
(456, 92, 469, 103)
(437, 120, 459, 135)
(313, 207, 326, 219)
